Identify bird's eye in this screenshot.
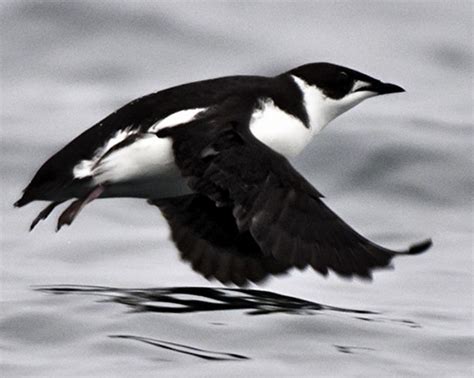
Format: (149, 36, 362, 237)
(338, 71, 350, 83)
(320, 70, 354, 99)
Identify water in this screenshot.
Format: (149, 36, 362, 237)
(1, 1, 472, 376)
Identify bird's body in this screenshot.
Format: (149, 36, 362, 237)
(16, 74, 313, 202)
(15, 62, 431, 285)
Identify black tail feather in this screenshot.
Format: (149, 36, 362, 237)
(14, 192, 31, 208)
(406, 239, 432, 255)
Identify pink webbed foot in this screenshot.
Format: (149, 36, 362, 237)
(56, 186, 105, 231)
(30, 201, 63, 231)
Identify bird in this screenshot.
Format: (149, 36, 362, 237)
(15, 62, 432, 286)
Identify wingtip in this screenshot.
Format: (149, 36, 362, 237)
(407, 238, 432, 255)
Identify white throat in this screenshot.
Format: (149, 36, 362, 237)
(291, 75, 376, 133)
(247, 75, 376, 159)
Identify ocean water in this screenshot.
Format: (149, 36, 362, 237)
(1, 1, 472, 376)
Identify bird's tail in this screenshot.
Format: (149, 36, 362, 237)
(404, 239, 432, 255)
(14, 190, 32, 207)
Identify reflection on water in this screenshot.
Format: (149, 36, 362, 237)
(333, 345, 375, 354)
(110, 335, 249, 361)
(33, 285, 423, 360)
(36, 285, 377, 316)
(36, 285, 420, 329)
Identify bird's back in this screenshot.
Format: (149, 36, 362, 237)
(16, 75, 272, 205)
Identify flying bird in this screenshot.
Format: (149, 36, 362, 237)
(15, 62, 431, 285)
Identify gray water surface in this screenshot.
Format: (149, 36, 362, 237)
(1, 1, 473, 376)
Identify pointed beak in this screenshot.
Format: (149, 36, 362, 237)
(367, 81, 405, 95)
(353, 80, 405, 95)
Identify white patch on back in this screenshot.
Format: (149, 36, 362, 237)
(73, 127, 139, 179)
(73, 107, 207, 182)
(249, 98, 311, 158)
(72, 159, 95, 179)
(91, 133, 175, 183)
(148, 107, 207, 132)
(91, 133, 191, 198)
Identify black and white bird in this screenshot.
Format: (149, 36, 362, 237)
(15, 62, 431, 285)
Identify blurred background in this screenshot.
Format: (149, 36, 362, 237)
(1, 1, 472, 376)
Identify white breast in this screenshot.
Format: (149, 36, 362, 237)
(249, 98, 312, 158)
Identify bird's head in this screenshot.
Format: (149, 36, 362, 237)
(287, 62, 405, 130)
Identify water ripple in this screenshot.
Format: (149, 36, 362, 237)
(110, 334, 249, 361)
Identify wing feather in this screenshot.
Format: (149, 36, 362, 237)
(150, 195, 290, 286)
(155, 97, 431, 283)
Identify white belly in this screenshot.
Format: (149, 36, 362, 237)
(72, 108, 207, 198)
(90, 133, 190, 198)
(92, 134, 174, 182)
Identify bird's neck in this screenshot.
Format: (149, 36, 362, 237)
(291, 75, 339, 134)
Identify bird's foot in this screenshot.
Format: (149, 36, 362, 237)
(56, 185, 105, 231)
(30, 201, 63, 231)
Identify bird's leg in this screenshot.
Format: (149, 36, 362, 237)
(56, 185, 105, 231)
(29, 201, 64, 231)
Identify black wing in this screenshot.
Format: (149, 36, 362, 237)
(155, 97, 431, 284)
(149, 195, 290, 286)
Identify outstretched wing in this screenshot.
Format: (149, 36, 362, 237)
(155, 96, 431, 283)
(149, 195, 290, 286)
